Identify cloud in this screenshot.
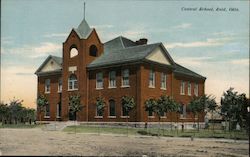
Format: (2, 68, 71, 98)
(43, 33, 68, 38)
(173, 23, 192, 29)
(1, 66, 37, 108)
(1, 42, 61, 58)
(231, 58, 249, 66)
(91, 24, 114, 29)
(175, 56, 213, 67)
(165, 37, 233, 49)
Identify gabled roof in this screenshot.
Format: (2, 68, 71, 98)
(174, 63, 206, 80)
(88, 43, 162, 68)
(104, 36, 137, 53)
(35, 55, 62, 75)
(73, 19, 93, 39)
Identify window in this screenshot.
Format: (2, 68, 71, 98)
(70, 47, 78, 58)
(68, 74, 78, 90)
(109, 100, 116, 117)
(109, 71, 116, 88)
(45, 79, 50, 93)
(122, 69, 129, 87)
(89, 45, 98, 57)
(58, 78, 62, 92)
(180, 81, 185, 95)
(180, 104, 186, 118)
(149, 68, 155, 87)
(56, 103, 61, 118)
(45, 104, 50, 118)
(188, 82, 191, 96)
(194, 83, 199, 96)
(161, 73, 167, 89)
(96, 72, 103, 89)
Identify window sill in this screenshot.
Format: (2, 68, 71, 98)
(160, 87, 166, 90)
(188, 94, 191, 96)
(148, 116, 155, 118)
(148, 86, 155, 88)
(108, 86, 117, 89)
(180, 93, 185, 95)
(58, 91, 62, 93)
(56, 116, 61, 118)
(121, 85, 130, 88)
(95, 116, 103, 118)
(108, 116, 116, 118)
(120, 116, 129, 118)
(96, 87, 103, 90)
(161, 116, 167, 118)
(44, 116, 50, 118)
(45, 92, 50, 94)
(68, 89, 78, 91)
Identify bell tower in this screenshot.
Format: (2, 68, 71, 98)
(61, 5, 104, 121)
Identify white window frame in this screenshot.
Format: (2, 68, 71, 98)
(108, 100, 116, 118)
(45, 79, 50, 93)
(96, 72, 103, 89)
(149, 69, 155, 88)
(180, 81, 185, 95)
(188, 82, 191, 96)
(44, 104, 50, 118)
(109, 71, 116, 88)
(121, 69, 130, 87)
(160, 72, 167, 90)
(180, 105, 187, 118)
(68, 75, 78, 91)
(194, 83, 199, 96)
(58, 78, 62, 93)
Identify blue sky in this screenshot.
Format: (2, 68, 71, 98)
(1, 0, 249, 108)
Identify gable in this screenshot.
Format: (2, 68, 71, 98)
(145, 47, 171, 65)
(40, 58, 61, 72)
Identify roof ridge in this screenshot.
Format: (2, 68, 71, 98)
(118, 42, 161, 51)
(119, 36, 125, 48)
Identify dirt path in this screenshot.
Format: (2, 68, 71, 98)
(0, 128, 249, 156)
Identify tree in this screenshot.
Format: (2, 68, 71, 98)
(188, 96, 205, 131)
(145, 98, 157, 119)
(0, 103, 9, 124)
(69, 94, 83, 121)
(96, 97, 106, 117)
(121, 96, 136, 135)
(37, 94, 48, 124)
(9, 98, 24, 124)
(221, 88, 248, 131)
(206, 96, 217, 132)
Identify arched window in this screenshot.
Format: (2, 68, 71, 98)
(70, 46, 78, 58)
(89, 45, 98, 57)
(109, 100, 116, 116)
(68, 74, 78, 90)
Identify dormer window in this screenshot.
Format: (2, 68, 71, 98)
(89, 45, 98, 57)
(70, 47, 78, 58)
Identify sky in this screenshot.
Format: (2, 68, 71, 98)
(1, 0, 249, 109)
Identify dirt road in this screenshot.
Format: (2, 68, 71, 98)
(0, 128, 249, 156)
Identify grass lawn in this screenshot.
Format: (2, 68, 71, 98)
(0, 123, 43, 128)
(63, 125, 249, 140)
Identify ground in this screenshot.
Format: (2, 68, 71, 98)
(0, 128, 249, 156)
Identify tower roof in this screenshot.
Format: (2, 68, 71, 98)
(73, 19, 93, 39)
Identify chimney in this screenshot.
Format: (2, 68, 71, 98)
(136, 38, 148, 45)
